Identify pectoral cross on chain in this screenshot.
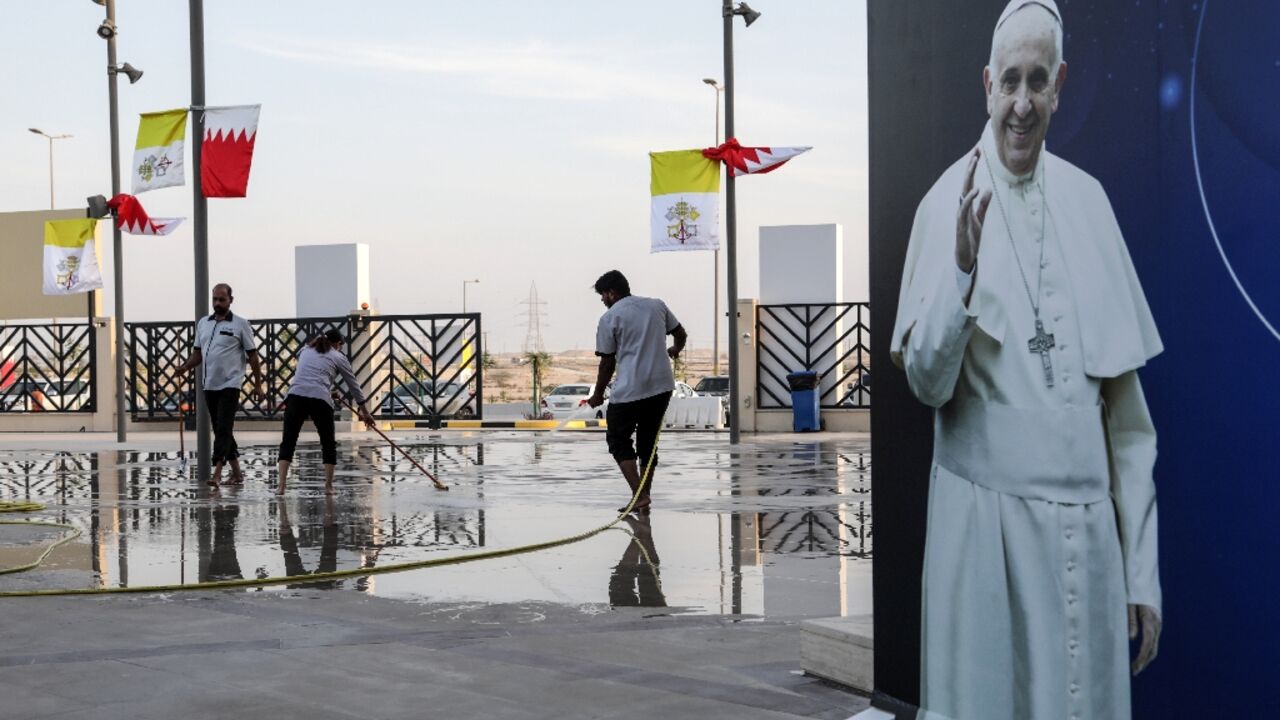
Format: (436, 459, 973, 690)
(1027, 318, 1056, 388)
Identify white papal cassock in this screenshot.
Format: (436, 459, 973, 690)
(890, 125, 1163, 720)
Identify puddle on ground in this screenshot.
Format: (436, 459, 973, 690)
(0, 434, 871, 618)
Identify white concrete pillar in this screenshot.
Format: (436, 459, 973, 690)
(735, 298, 757, 433)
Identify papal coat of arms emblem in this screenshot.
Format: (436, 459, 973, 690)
(664, 200, 701, 244)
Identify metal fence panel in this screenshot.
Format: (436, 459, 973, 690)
(126, 313, 482, 426)
(756, 302, 870, 409)
(0, 322, 96, 413)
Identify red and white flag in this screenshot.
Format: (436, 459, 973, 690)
(202, 104, 260, 198)
(702, 138, 811, 177)
(107, 193, 184, 236)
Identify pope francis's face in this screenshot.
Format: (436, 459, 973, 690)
(984, 11, 1066, 176)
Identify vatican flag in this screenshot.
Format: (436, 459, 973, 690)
(650, 149, 720, 252)
(132, 109, 188, 194)
(43, 219, 103, 295)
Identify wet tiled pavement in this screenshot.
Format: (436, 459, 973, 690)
(0, 430, 872, 719)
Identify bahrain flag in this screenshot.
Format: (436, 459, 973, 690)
(702, 138, 811, 177)
(107, 194, 184, 236)
(202, 105, 261, 198)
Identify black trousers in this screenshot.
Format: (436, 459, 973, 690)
(605, 391, 672, 493)
(204, 388, 240, 465)
(278, 394, 338, 465)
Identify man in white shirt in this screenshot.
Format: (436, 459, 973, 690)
(889, 2, 1163, 717)
(587, 270, 686, 514)
(176, 283, 265, 488)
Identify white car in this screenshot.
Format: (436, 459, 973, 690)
(541, 383, 608, 419)
(378, 381, 476, 418)
(0, 379, 63, 412)
(673, 381, 697, 399)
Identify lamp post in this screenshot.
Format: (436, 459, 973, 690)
(462, 279, 480, 313)
(27, 129, 72, 209)
(95, 0, 144, 443)
(721, 1, 760, 445)
(702, 78, 723, 376)
(189, 0, 212, 486)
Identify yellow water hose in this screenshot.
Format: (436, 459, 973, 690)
(0, 500, 47, 514)
(0, 500, 84, 577)
(0, 432, 660, 598)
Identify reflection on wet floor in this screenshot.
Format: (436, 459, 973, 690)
(0, 434, 871, 618)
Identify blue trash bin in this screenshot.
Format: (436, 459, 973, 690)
(786, 371, 821, 432)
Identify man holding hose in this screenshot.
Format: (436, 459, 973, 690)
(588, 270, 686, 514)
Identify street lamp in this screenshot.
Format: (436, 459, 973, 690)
(721, 0, 762, 445)
(28, 128, 73, 209)
(96, 0, 143, 443)
(462, 279, 480, 313)
(702, 79, 724, 377)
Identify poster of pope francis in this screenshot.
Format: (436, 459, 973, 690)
(889, 2, 1164, 718)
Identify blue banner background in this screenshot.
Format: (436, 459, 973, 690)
(1051, 1, 1278, 713)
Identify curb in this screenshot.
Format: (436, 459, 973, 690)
(386, 419, 607, 430)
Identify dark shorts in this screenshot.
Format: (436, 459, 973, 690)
(605, 391, 671, 467)
(278, 394, 338, 465)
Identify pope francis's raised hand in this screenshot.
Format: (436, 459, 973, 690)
(956, 146, 993, 277)
(1129, 603, 1162, 675)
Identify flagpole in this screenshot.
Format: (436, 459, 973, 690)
(104, 0, 127, 443)
(189, 0, 211, 485)
(722, 0, 740, 445)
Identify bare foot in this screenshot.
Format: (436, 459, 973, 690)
(324, 484, 335, 496)
(618, 497, 651, 514)
(275, 486, 286, 495)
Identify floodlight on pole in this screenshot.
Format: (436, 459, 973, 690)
(109, 62, 144, 84)
(735, 2, 762, 27)
(87, 194, 111, 219)
(28, 128, 73, 210)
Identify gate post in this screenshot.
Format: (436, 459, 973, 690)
(347, 309, 377, 432)
(735, 298, 758, 433)
(92, 318, 116, 432)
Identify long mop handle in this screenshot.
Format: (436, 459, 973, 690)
(343, 399, 448, 491)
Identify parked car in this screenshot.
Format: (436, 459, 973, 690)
(673, 381, 697, 399)
(0, 379, 62, 411)
(694, 375, 731, 426)
(838, 371, 871, 407)
(541, 383, 609, 419)
(57, 380, 91, 411)
(378, 381, 476, 418)
(693, 375, 729, 398)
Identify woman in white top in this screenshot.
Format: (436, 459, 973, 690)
(275, 329, 374, 495)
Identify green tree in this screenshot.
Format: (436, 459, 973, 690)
(524, 351, 552, 415)
(672, 352, 687, 383)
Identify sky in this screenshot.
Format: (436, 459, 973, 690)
(1, 1, 868, 354)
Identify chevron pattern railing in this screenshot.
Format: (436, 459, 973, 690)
(756, 302, 870, 409)
(0, 322, 96, 413)
(126, 313, 482, 425)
